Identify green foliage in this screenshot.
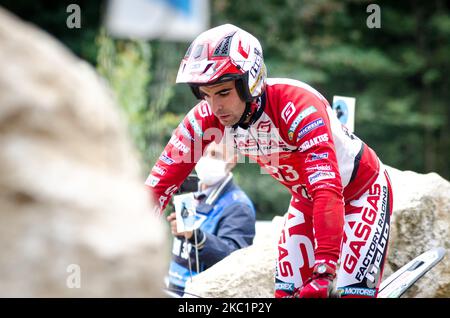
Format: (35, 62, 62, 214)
(96, 31, 154, 165)
(96, 32, 180, 168)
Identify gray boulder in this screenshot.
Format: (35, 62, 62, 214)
(386, 167, 449, 297)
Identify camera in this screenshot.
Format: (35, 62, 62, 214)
(176, 174, 199, 194)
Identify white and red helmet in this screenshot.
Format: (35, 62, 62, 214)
(176, 24, 267, 102)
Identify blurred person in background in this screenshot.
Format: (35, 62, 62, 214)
(146, 24, 393, 298)
(164, 142, 255, 296)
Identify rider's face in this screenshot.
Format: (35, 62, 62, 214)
(199, 80, 245, 126)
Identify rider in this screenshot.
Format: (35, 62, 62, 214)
(146, 24, 394, 298)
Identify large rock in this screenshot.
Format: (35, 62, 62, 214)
(386, 167, 449, 297)
(0, 8, 167, 297)
(185, 167, 450, 298)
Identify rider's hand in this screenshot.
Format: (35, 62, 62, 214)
(298, 261, 337, 298)
(166, 212, 193, 239)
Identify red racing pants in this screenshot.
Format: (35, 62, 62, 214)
(275, 163, 393, 298)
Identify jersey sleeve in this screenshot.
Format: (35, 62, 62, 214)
(280, 88, 345, 265)
(145, 101, 223, 215)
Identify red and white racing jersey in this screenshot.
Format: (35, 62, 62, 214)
(146, 78, 380, 264)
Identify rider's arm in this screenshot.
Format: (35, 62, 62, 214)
(279, 86, 345, 267)
(297, 106, 344, 266)
(145, 101, 222, 214)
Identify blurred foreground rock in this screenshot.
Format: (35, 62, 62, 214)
(185, 167, 449, 298)
(0, 8, 167, 297)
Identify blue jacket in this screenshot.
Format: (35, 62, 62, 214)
(168, 177, 255, 293)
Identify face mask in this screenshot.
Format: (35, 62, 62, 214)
(195, 156, 228, 186)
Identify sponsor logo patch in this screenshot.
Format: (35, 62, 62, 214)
(188, 110, 204, 137)
(152, 164, 167, 176)
(170, 135, 190, 154)
(296, 118, 325, 141)
(179, 123, 195, 141)
(146, 175, 160, 187)
(308, 171, 335, 185)
(275, 282, 295, 292)
(159, 151, 175, 165)
(299, 133, 329, 152)
(338, 287, 376, 297)
(250, 47, 263, 80)
(281, 102, 296, 124)
(305, 164, 332, 172)
(305, 152, 329, 162)
(288, 106, 317, 140)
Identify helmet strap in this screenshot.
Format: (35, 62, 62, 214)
(232, 102, 252, 130)
(234, 72, 252, 102)
(232, 92, 266, 130)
